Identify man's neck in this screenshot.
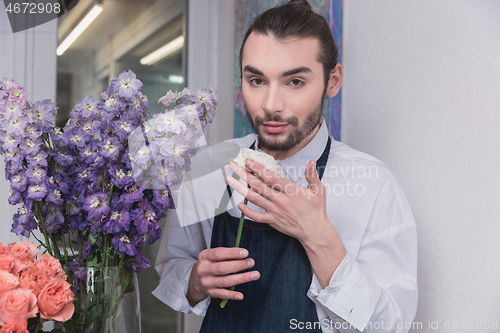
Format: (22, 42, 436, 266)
(260, 123, 321, 161)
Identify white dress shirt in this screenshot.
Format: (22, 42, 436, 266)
(153, 119, 418, 333)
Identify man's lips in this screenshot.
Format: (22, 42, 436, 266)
(262, 122, 289, 134)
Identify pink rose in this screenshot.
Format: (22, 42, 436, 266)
(18, 267, 51, 296)
(33, 254, 67, 280)
(0, 289, 37, 325)
(0, 321, 29, 333)
(0, 243, 5, 254)
(0, 254, 25, 276)
(37, 279, 74, 322)
(4, 242, 37, 263)
(0, 271, 19, 297)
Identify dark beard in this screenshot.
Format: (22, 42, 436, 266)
(247, 101, 323, 153)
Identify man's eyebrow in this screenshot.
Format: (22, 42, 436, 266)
(281, 67, 312, 77)
(243, 65, 264, 76)
(243, 65, 312, 78)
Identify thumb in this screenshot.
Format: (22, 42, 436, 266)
(305, 160, 322, 194)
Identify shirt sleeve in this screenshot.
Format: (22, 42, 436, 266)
(307, 175, 418, 332)
(152, 209, 213, 316)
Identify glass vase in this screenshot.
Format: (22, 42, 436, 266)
(73, 266, 141, 333)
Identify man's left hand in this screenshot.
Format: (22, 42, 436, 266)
(226, 158, 347, 289)
(226, 158, 330, 247)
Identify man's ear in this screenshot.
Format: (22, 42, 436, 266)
(325, 63, 343, 98)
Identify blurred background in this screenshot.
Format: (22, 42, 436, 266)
(1, 0, 500, 332)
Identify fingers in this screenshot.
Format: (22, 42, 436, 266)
(225, 175, 272, 210)
(198, 247, 249, 262)
(227, 161, 296, 202)
(202, 270, 260, 295)
(198, 254, 255, 277)
(245, 159, 285, 188)
(305, 159, 327, 196)
(238, 201, 270, 223)
(196, 247, 260, 301)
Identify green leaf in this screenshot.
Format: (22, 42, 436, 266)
(88, 233, 97, 246)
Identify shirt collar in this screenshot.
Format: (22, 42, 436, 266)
(255, 117, 329, 182)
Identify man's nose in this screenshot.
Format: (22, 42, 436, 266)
(262, 84, 284, 114)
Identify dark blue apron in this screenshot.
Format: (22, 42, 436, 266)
(199, 137, 331, 333)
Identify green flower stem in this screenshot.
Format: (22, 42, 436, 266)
(61, 232, 69, 265)
(78, 232, 83, 260)
(35, 202, 54, 257)
(234, 197, 248, 248)
(220, 185, 250, 308)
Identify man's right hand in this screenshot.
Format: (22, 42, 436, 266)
(186, 247, 260, 306)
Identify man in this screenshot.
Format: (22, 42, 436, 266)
(153, 1, 418, 332)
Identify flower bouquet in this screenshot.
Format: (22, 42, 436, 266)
(0, 241, 73, 333)
(0, 71, 217, 332)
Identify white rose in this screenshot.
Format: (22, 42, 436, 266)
(232, 147, 281, 174)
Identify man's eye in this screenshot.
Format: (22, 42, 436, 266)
(290, 79, 303, 86)
(251, 78, 264, 85)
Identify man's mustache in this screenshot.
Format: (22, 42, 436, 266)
(253, 114, 299, 127)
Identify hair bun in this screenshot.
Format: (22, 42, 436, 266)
(289, 0, 313, 11)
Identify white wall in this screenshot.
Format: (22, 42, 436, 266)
(0, 8, 57, 245)
(342, 1, 500, 331)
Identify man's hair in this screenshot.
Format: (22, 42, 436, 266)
(239, 0, 339, 89)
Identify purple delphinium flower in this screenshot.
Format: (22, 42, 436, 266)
(4, 118, 25, 136)
(72, 95, 99, 120)
(99, 137, 122, 160)
(26, 150, 48, 167)
(111, 232, 141, 257)
(1, 99, 24, 121)
(130, 250, 152, 271)
(10, 173, 29, 192)
(27, 182, 49, 200)
(51, 173, 70, 194)
(111, 116, 134, 140)
(109, 164, 134, 189)
(8, 189, 23, 205)
(102, 209, 131, 234)
(111, 71, 143, 99)
(55, 152, 74, 167)
(1, 134, 21, 153)
(154, 111, 187, 135)
(67, 129, 88, 150)
(158, 90, 180, 106)
(80, 142, 99, 164)
(83, 192, 111, 221)
(43, 204, 65, 233)
(51, 127, 69, 145)
(130, 199, 157, 234)
(46, 186, 64, 206)
(25, 165, 47, 184)
(152, 189, 174, 210)
(19, 137, 42, 155)
(159, 138, 189, 167)
(81, 236, 92, 260)
(69, 214, 89, 232)
(144, 225, 161, 246)
(32, 99, 56, 132)
(67, 260, 87, 292)
(74, 167, 93, 187)
(80, 118, 101, 136)
(120, 185, 144, 209)
(11, 207, 36, 237)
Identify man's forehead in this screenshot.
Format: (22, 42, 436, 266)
(241, 32, 322, 67)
